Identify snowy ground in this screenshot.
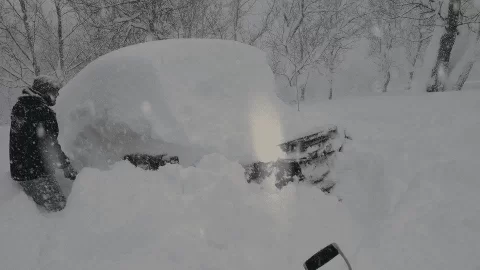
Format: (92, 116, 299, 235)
(299, 90, 480, 270)
(0, 125, 354, 270)
(1, 38, 480, 270)
(1, 89, 480, 270)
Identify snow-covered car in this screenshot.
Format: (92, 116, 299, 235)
(56, 39, 287, 169)
(55, 39, 347, 190)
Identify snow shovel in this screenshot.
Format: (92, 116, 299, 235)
(303, 243, 352, 270)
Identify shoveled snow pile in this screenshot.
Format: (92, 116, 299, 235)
(0, 132, 355, 270)
(55, 39, 290, 169)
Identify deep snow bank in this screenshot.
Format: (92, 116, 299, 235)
(294, 90, 480, 270)
(56, 39, 290, 169)
(0, 126, 21, 207)
(4, 88, 480, 270)
(0, 150, 355, 270)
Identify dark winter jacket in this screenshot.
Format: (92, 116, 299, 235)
(9, 89, 70, 181)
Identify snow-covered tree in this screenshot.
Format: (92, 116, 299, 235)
(320, 0, 364, 100)
(168, 0, 226, 39)
(266, 0, 363, 105)
(0, 0, 42, 87)
(364, 0, 479, 93)
(402, 11, 435, 90)
(425, 0, 480, 92)
(0, 0, 91, 88)
(426, 0, 462, 92)
(68, 0, 175, 52)
(453, 24, 480, 91)
(366, 0, 409, 93)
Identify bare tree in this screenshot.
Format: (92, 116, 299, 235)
(68, 0, 175, 53)
(0, 0, 42, 87)
(169, 0, 229, 39)
(417, 0, 480, 92)
(426, 0, 462, 92)
(366, 0, 406, 93)
(403, 12, 435, 90)
(320, 0, 364, 100)
(365, 0, 479, 92)
(266, 0, 363, 106)
(69, 0, 265, 48)
(453, 24, 480, 91)
(0, 0, 91, 88)
(247, 0, 277, 46)
(37, 0, 92, 81)
(266, 0, 314, 108)
(228, 0, 257, 41)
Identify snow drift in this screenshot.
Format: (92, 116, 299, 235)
(294, 90, 480, 270)
(2, 88, 480, 270)
(0, 135, 354, 270)
(55, 39, 290, 169)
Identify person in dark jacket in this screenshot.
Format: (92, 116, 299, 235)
(9, 75, 77, 212)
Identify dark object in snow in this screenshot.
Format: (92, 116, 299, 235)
(9, 84, 73, 181)
(278, 125, 339, 154)
(244, 125, 349, 193)
(244, 159, 305, 189)
(9, 76, 75, 212)
(18, 176, 67, 212)
(304, 243, 352, 270)
(274, 159, 304, 189)
(123, 153, 179, 170)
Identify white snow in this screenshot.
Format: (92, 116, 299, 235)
(3, 89, 480, 270)
(55, 39, 290, 168)
(296, 90, 480, 270)
(0, 133, 354, 269)
(2, 36, 480, 270)
(475, 0, 480, 10)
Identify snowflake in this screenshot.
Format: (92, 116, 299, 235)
(438, 64, 446, 81)
(453, 1, 460, 13)
(141, 101, 152, 116)
(371, 25, 382, 38)
(37, 124, 45, 138)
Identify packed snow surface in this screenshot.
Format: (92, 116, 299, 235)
(2, 89, 480, 270)
(0, 138, 354, 270)
(55, 39, 290, 168)
(300, 90, 480, 270)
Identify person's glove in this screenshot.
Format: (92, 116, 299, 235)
(63, 164, 78, 180)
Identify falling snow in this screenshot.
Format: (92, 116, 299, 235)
(141, 101, 152, 116)
(2, 89, 480, 270)
(371, 25, 382, 38)
(453, 1, 460, 12)
(36, 125, 45, 138)
(438, 63, 446, 82)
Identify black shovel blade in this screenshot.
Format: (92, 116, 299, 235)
(303, 243, 340, 270)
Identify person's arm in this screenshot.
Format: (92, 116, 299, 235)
(41, 109, 71, 169)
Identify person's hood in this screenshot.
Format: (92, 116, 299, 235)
(21, 88, 43, 98)
(20, 87, 54, 106)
